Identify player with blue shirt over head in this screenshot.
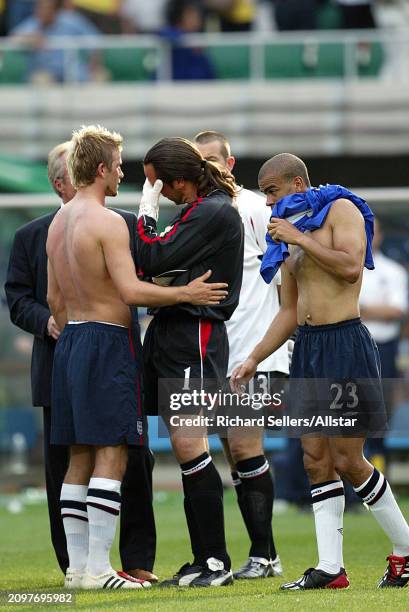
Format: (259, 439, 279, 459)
(232, 153, 409, 590)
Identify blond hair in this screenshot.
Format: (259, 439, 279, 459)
(48, 141, 72, 196)
(67, 125, 123, 189)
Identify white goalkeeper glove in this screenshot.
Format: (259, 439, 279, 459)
(138, 178, 163, 222)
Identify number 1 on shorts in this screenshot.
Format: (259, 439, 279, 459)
(182, 367, 191, 391)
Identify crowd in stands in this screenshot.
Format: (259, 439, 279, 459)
(1, 1, 380, 37)
(0, 0, 396, 82)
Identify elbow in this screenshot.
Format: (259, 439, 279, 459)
(120, 286, 135, 306)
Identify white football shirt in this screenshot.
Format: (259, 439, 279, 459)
(360, 250, 408, 343)
(226, 187, 289, 376)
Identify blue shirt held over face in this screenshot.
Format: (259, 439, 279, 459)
(260, 184, 375, 284)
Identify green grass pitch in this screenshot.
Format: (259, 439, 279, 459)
(1, 490, 409, 611)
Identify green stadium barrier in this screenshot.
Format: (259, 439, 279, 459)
(207, 45, 250, 80)
(265, 41, 382, 80)
(265, 43, 309, 79)
(0, 50, 27, 84)
(102, 47, 157, 81)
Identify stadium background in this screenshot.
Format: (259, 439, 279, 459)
(1, 1, 409, 607)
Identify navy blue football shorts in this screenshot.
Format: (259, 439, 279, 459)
(143, 312, 228, 417)
(289, 318, 387, 437)
(51, 322, 143, 446)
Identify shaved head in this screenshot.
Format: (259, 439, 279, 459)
(258, 153, 310, 187)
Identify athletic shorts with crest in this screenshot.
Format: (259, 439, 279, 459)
(51, 322, 143, 446)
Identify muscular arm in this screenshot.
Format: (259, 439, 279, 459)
(47, 259, 67, 330)
(248, 264, 298, 364)
(296, 200, 365, 283)
(268, 199, 365, 284)
(102, 214, 225, 307)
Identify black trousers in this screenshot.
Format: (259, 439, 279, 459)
(43, 407, 156, 573)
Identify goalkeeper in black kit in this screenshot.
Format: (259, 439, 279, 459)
(137, 137, 244, 587)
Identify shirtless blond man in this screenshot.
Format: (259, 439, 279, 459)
(46, 125, 227, 590)
(232, 153, 409, 589)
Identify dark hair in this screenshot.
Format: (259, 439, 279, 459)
(258, 153, 311, 187)
(194, 130, 231, 161)
(165, 0, 200, 28)
(143, 137, 236, 198)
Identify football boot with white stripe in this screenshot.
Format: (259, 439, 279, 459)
(189, 558, 233, 587)
(159, 562, 205, 587)
(81, 569, 151, 590)
(280, 567, 349, 590)
(378, 555, 409, 588)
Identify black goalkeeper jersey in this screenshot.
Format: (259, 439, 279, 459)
(136, 189, 244, 321)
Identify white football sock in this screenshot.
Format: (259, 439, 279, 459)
(86, 477, 121, 577)
(354, 469, 409, 557)
(60, 483, 89, 573)
(311, 480, 345, 574)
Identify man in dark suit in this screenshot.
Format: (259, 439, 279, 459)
(4, 141, 157, 582)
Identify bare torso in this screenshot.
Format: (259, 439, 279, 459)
(47, 198, 132, 327)
(286, 206, 365, 325)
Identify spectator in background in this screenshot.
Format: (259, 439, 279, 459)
(161, 0, 215, 80)
(360, 218, 409, 471)
(5, 0, 35, 32)
(272, 0, 319, 68)
(73, 0, 122, 34)
(336, 0, 376, 29)
(205, 0, 257, 32)
(120, 0, 167, 33)
(0, 0, 6, 35)
(336, 0, 377, 66)
(273, 0, 317, 31)
(10, 0, 105, 83)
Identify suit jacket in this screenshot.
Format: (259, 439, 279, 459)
(4, 206, 143, 415)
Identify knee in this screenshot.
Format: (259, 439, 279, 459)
(172, 436, 206, 464)
(303, 450, 334, 484)
(229, 438, 263, 464)
(332, 453, 366, 480)
(66, 458, 94, 484)
(94, 446, 128, 481)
